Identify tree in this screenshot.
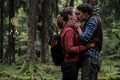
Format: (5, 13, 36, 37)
(0, 0, 4, 63)
(99, 0, 120, 56)
(55, 0, 59, 34)
(27, 0, 38, 59)
(70, 0, 74, 7)
(41, 0, 50, 62)
(82, 0, 90, 3)
(19, 0, 38, 73)
(4, 0, 15, 64)
(9, 0, 15, 63)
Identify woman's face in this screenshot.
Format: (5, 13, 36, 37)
(69, 9, 78, 22)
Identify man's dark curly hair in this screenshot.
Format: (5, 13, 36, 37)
(77, 3, 93, 15)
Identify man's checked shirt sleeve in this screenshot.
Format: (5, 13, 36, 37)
(80, 17, 98, 42)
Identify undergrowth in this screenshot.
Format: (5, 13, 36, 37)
(0, 55, 120, 80)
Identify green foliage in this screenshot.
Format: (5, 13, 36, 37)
(1, 58, 120, 80)
(74, 0, 83, 9)
(15, 32, 28, 54)
(102, 21, 120, 56)
(99, 0, 120, 56)
(1, 0, 120, 79)
(13, 7, 29, 54)
(19, 61, 29, 74)
(16, 7, 29, 33)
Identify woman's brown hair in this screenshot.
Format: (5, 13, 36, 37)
(56, 7, 74, 29)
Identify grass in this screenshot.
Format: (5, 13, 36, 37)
(0, 55, 120, 80)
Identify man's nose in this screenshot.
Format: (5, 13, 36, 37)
(77, 17, 80, 20)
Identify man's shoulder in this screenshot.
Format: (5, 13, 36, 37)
(87, 16, 98, 25)
(89, 16, 98, 21)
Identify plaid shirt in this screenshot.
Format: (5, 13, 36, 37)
(80, 17, 100, 59)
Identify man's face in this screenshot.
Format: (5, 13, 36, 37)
(77, 10, 87, 22)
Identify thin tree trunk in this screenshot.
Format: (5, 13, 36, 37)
(65, 0, 69, 7)
(41, 0, 50, 62)
(56, 0, 58, 34)
(4, 0, 15, 64)
(19, 0, 38, 74)
(70, 0, 74, 7)
(0, 0, 4, 63)
(82, 0, 90, 3)
(10, 0, 15, 63)
(38, 0, 42, 58)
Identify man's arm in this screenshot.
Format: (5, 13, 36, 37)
(79, 17, 98, 42)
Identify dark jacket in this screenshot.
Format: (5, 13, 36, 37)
(82, 13, 103, 53)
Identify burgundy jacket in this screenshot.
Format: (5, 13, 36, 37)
(61, 23, 87, 62)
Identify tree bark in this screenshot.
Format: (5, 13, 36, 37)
(70, 0, 74, 7)
(4, 0, 15, 64)
(56, 0, 58, 34)
(41, 0, 50, 62)
(38, 0, 42, 58)
(19, 0, 38, 74)
(27, 0, 38, 56)
(10, 0, 15, 63)
(82, 0, 90, 3)
(0, 0, 4, 63)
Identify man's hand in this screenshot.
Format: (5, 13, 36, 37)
(69, 20, 81, 29)
(69, 20, 83, 34)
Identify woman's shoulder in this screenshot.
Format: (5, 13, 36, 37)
(62, 26, 74, 33)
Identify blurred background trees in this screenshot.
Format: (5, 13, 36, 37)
(0, 0, 120, 79)
(0, 0, 120, 64)
(99, 0, 120, 57)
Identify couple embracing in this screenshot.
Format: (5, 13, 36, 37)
(55, 3, 103, 80)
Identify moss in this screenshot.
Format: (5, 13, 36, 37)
(19, 57, 38, 75)
(0, 71, 11, 77)
(112, 75, 120, 80)
(28, 59, 34, 73)
(16, 66, 21, 69)
(19, 61, 29, 73)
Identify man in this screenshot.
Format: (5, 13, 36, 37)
(71, 3, 103, 80)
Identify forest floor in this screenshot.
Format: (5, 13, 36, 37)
(0, 55, 120, 80)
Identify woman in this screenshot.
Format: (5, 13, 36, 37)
(56, 7, 94, 80)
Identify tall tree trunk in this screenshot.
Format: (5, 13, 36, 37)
(27, 0, 38, 57)
(41, 0, 50, 62)
(82, 0, 90, 3)
(38, 0, 42, 58)
(56, 0, 58, 34)
(65, 0, 69, 7)
(10, 0, 15, 63)
(0, 0, 4, 63)
(19, 0, 38, 74)
(4, 0, 15, 64)
(70, 0, 74, 7)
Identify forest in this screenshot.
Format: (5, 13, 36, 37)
(0, 0, 120, 80)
